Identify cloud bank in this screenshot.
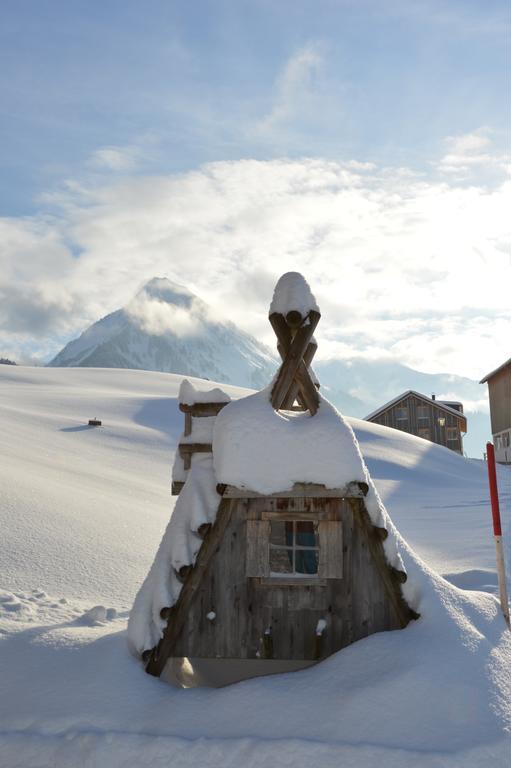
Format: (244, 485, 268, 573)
(2, 142, 511, 379)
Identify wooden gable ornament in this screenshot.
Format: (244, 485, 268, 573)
(132, 272, 419, 688)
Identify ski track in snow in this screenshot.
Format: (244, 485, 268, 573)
(1, 365, 511, 767)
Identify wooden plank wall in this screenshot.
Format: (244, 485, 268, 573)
(170, 496, 409, 662)
(488, 367, 511, 436)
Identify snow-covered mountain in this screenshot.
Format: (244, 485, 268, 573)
(48, 278, 277, 389)
(49, 277, 490, 456)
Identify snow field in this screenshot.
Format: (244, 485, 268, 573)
(1, 365, 511, 767)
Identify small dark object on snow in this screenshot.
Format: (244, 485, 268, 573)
(88, 418, 102, 426)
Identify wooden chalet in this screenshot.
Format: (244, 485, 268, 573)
(366, 391, 467, 454)
(481, 358, 511, 465)
(130, 273, 418, 688)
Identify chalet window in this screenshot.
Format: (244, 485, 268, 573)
(395, 407, 408, 420)
(418, 427, 430, 440)
(246, 518, 343, 580)
(417, 405, 429, 425)
(446, 427, 458, 442)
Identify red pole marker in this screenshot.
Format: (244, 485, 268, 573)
(486, 442, 510, 627)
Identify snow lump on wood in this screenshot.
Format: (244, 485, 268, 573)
(269, 271, 319, 316)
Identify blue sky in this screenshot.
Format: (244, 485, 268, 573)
(2, 0, 511, 394)
(4, 0, 511, 214)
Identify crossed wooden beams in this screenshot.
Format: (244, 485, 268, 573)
(269, 308, 321, 415)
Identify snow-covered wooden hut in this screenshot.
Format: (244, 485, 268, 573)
(128, 272, 419, 687)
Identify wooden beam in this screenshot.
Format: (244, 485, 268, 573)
(221, 481, 367, 499)
(373, 526, 389, 541)
(178, 443, 213, 457)
(197, 522, 212, 539)
(294, 363, 320, 414)
(285, 310, 303, 328)
(270, 311, 320, 413)
(175, 564, 193, 583)
(179, 402, 229, 417)
(145, 498, 235, 677)
(270, 311, 320, 412)
(280, 340, 318, 409)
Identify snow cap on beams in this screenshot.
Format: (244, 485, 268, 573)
(269, 272, 319, 321)
(178, 378, 231, 406)
(269, 273, 321, 414)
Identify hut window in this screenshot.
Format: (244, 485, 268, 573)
(395, 406, 408, 421)
(246, 518, 343, 580)
(269, 520, 319, 575)
(418, 427, 430, 440)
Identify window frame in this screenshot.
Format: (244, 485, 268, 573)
(269, 519, 320, 577)
(246, 512, 343, 585)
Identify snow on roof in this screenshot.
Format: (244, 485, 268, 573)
(269, 272, 320, 317)
(178, 378, 231, 406)
(365, 390, 467, 423)
(213, 388, 365, 494)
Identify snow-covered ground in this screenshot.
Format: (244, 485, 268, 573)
(1, 365, 511, 767)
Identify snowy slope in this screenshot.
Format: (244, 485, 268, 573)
(1, 365, 511, 767)
(49, 277, 277, 389)
(47, 277, 489, 457)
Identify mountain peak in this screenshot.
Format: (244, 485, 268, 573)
(137, 277, 196, 308)
(48, 278, 277, 389)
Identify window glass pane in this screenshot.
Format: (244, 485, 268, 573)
(396, 407, 408, 420)
(269, 548, 293, 573)
(269, 521, 287, 546)
(295, 549, 318, 574)
(295, 520, 318, 548)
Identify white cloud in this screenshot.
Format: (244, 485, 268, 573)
(256, 43, 326, 134)
(89, 145, 141, 172)
(126, 292, 202, 337)
(436, 129, 511, 176)
(2, 153, 511, 379)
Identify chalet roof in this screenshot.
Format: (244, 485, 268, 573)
(365, 390, 467, 426)
(480, 357, 511, 384)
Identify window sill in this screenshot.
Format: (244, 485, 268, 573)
(252, 577, 327, 587)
